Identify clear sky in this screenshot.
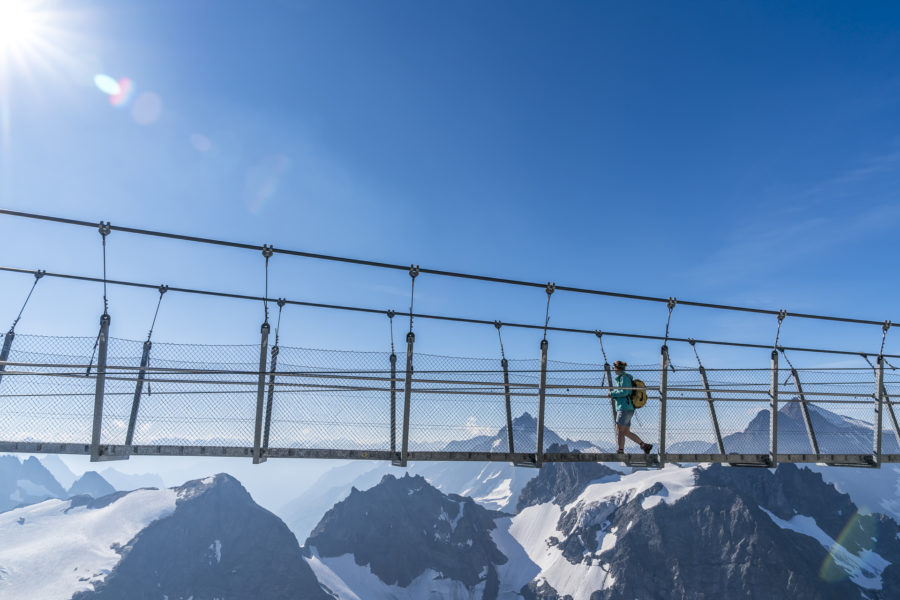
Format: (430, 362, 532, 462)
(2, 1, 899, 374)
(2, 0, 900, 499)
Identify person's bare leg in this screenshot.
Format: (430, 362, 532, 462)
(616, 425, 626, 451)
(622, 426, 644, 447)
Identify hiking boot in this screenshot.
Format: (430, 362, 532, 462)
(641, 443, 653, 455)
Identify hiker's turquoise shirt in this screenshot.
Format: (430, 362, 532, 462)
(611, 372, 634, 411)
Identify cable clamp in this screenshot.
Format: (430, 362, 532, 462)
(262, 244, 274, 258)
(98, 221, 111, 237)
(688, 338, 695, 346)
(667, 297, 677, 310)
(883, 320, 892, 333)
(158, 284, 169, 295)
(277, 298, 286, 308)
(545, 282, 556, 296)
(409, 265, 420, 279)
(494, 320, 502, 330)
(594, 330, 602, 339)
(777, 309, 787, 323)
(34, 269, 45, 280)
(387, 309, 395, 319)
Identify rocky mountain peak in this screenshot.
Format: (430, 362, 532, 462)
(307, 470, 508, 590)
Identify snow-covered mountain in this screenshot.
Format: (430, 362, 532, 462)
(498, 461, 900, 599)
(721, 400, 898, 454)
(0, 455, 67, 512)
(67, 471, 116, 499)
(305, 473, 508, 599)
(0, 474, 331, 600)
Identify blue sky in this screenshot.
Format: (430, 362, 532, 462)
(2, 0, 900, 370)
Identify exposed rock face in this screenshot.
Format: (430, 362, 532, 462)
(73, 474, 330, 600)
(307, 473, 508, 594)
(0, 455, 66, 512)
(67, 471, 116, 499)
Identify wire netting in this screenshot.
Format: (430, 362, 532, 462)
(1, 334, 899, 458)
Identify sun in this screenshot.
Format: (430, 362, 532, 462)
(0, 0, 43, 55)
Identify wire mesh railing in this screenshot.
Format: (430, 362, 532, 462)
(0, 334, 898, 465)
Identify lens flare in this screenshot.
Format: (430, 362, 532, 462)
(93, 74, 120, 95)
(818, 509, 881, 583)
(109, 77, 134, 106)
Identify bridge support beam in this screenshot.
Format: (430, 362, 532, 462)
(252, 322, 270, 464)
(875, 355, 885, 466)
(697, 364, 725, 454)
(125, 340, 152, 448)
(789, 368, 820, 456)
(535, 339, 549, 467)
(390, 352, 397, 455)
(769, 350, 779, 467)
(90, 313, 123, 461)
(0, 330, 14, 388)
(659, 345, 669, 467)
(262, 344, 279, 457)
(502, 357, 515, 454)
(393, 332, 415, 467)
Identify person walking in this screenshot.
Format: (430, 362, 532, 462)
(610, 360, 653, 455)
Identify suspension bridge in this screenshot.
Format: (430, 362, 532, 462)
(0, 209, 897, 469)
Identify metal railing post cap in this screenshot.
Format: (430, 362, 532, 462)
(260, 321, 270, 333)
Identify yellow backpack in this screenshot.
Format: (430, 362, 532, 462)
(631, 378, 647, 408)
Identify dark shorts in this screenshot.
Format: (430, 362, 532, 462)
(616, 409, 634, 427)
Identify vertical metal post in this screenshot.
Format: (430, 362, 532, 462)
(125, 340, 151, 446)
(252, 322, 270, 464)
(90, 313, 111, 462)
(697, 365, 725, 454)
(770, 350, 779, 467)
(0, 330, 14, 388)
(390, 352, 397, 454)
(875, 356, 885, 466)
(262, 345, 279, 453)
(394, 331, 415, 467)
(659, 345, 669, 467)
(604, 362, 616, 430)
(502, 357, 515, 454)
(789, 368, 819, 456)
(536, 339, 549, 467)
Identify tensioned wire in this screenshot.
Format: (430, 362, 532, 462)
(1, 208, 896, 330)
(1, 265, 898, 360)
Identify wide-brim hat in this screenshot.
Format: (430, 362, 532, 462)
(613, 360, 627, 369)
